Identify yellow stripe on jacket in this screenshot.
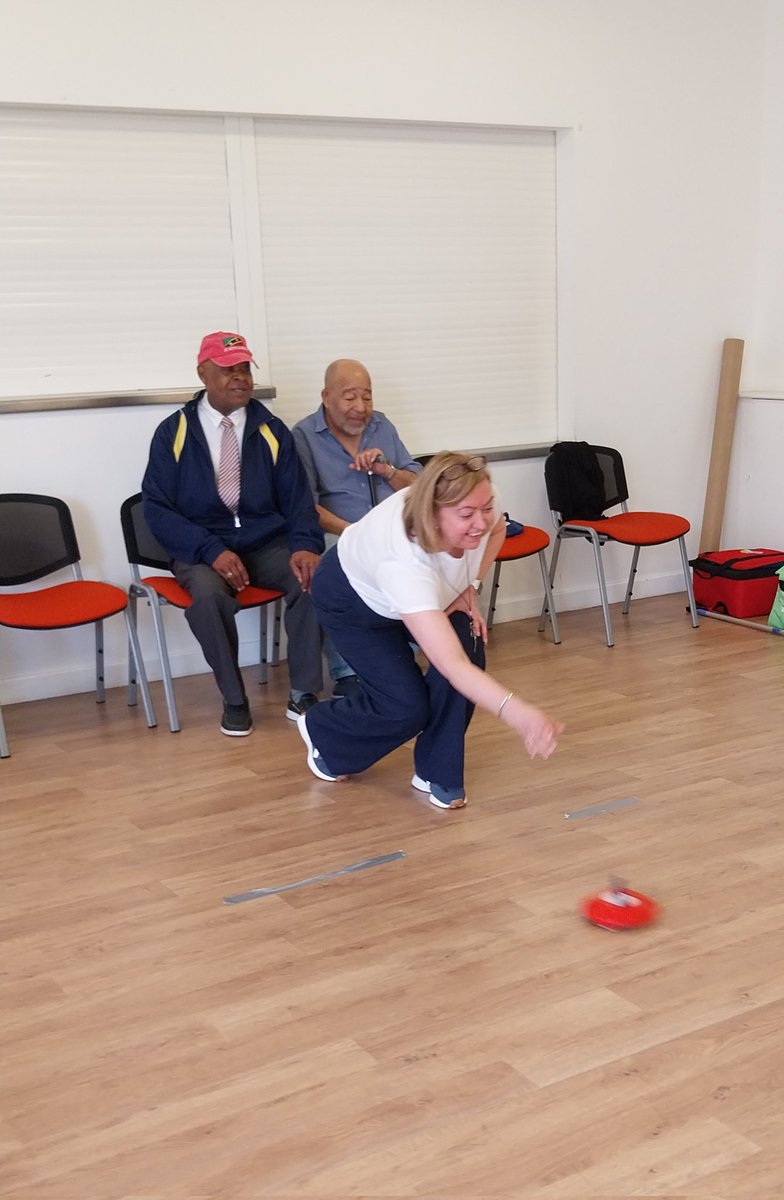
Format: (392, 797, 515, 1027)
(259, 423, 279, 465)
(173, 412, 187, 462)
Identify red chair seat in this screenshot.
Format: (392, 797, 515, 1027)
(140, 576, 283, 611)
(0, 581, 128, 629)
(495, 526, 551, 561)
(566, 511, 690, 546)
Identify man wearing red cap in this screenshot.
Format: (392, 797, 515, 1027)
(142, 331, 324, 735)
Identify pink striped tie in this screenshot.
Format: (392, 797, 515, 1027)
(217, 415, 241, 513)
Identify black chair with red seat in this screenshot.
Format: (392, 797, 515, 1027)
(121, 493, 284, 732)
(543, 443, 699, 646)
(0, 493, 156, 758)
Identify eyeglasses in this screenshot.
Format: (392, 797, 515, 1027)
(438, 455, 487, 482)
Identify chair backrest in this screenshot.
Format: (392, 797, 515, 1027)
(592, 446, 628, 509)
(544, 443, 629, 520)
(0, 493, 80, 586)
(120, 493, 171, 572)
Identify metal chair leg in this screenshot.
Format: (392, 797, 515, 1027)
(146, 595, 181, 732)
(124, 610, 157, 728)
(540, 534, 562, 631)
(537, 549, 561, 644)
(0, 704, 9, 758)
(258, 601, 283, 684)
(270, 599, 282, 666)
(259, 606, 269, 685)
(589, 533, 615, 647)
(127, 591, 138, 707)
(622, 545, 641, 614)
(95, 621, 106, 703)
(487, 560, 503, 632)
(679, 536, 700, 628)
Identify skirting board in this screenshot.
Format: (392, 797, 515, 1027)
(0, 609, 287, 705)
(487, 570, 687, 625)
(0, 639, 287, 706)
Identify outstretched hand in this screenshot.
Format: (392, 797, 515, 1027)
(502, 697, 564, 759)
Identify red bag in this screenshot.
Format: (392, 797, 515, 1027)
(690, 548, 784, 618)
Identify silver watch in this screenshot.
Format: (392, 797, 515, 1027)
(472, 578, 483, 594)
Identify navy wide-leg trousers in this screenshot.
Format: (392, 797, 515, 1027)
(305, 546, 485, 786)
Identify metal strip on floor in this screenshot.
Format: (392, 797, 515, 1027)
(224, 850, 406, 904)
(564, 796, 640, 821)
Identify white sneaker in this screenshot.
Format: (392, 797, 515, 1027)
(411, 773, 467, 809)
(297, 713, 344, 782)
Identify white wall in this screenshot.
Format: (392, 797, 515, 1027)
(749, 1, 784, 389)
(0, 0, 779, 705)
(723, 397, 784, 549)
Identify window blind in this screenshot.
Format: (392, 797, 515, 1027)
(0, 107, 558, 453)
(254, 118, 557, 452)
(0, 107, 238, 397)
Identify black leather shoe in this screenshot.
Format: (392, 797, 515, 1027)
(332, 674, 361, 698)
(221, 701, 253, 736)
(286, 693, 319, 721)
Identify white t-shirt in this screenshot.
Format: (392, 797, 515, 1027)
(337, 487, 496, 620)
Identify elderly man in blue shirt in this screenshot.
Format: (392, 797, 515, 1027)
(293, 359, 421, 695)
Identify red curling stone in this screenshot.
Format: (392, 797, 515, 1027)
(581, 886, 660, 931)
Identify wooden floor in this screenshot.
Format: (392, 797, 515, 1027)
(1, 595, 783, 1199)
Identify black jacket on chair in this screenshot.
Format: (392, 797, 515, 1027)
(546, 441, 606, 522)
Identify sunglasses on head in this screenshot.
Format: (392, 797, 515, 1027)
(438, 455, 487, 482)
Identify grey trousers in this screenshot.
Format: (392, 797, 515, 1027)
(173, 535, 323, 705)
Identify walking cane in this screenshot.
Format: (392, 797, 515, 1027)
(367, 453, 388, 508)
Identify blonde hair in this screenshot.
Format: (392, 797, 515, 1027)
(403, 452, 490, 553)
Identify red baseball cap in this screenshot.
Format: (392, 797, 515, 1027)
(197, 331, 257, 367)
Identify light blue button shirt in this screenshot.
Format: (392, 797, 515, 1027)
(292, 407, 421, 524)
